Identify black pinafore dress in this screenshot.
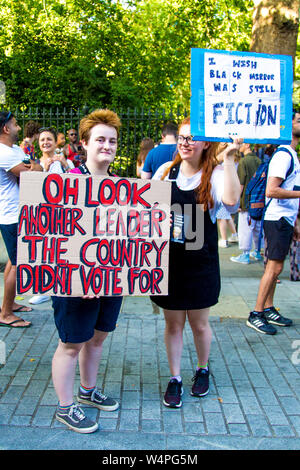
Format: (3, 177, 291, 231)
(151, 164, 220, 310)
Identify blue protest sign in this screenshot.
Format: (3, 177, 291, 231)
(190, 48, 293, 144)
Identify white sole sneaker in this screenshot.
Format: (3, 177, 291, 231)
(29, 295, 51, 305)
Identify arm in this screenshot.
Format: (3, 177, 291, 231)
(9, 160, 43, 177)
(266, 177, 300, 199)
(221, 140, 242, 206)
(141, 170, 152, 179)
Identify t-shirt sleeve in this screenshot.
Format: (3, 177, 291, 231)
(152, 162, 172, 181)
(5, 147, 25, 172)
(267, 151, 292, 180)
(142, 150, 154, 173)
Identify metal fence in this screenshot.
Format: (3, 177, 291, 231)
(7, 106, 188, 177)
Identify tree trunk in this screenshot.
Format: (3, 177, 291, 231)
(250, 0, 299, 68)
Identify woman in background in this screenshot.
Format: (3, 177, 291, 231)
(136, 137, 154, 177)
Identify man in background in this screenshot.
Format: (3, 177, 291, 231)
(141, 121, 177, 179)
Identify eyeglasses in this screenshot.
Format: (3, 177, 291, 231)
(177, 135, 196, 146)
(69, 132, 77, 136)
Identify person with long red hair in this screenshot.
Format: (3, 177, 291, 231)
(151, 117, 241, 408)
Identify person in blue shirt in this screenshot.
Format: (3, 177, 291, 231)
(141, 122, 178, 179)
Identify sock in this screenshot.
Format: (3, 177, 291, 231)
(58, 402, 74, 413)
(252, 310, 263, 316)
(80, 384, 95, 395)
(243, 250, 250, 255)
(197, 363, 208, 371)
(171, 375, 182, 383)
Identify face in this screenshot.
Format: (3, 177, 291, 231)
(39, 131, 56, 154)
(68, 129, 78, 143)
(57, 133, 66, 147)
(83, 123, 118, 166)
(177, 124, 209, 163)
(292, 113, 300, 138)
(6, 117, 21, 144)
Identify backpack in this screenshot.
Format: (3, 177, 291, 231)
(245, 147, 294, 221)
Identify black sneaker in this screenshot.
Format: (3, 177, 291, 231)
(191, 368, 209, 397)
(163, 378, 183, 408)
(56, 404, 98, 433)
(264, 307, 293, 327)
(77, 387, 119, 411)
(246, 311, 277, 335)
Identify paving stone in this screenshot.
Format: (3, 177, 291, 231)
(247, 414, 272, 437)
(1, 262, 300, 449)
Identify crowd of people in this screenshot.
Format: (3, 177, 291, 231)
(0, 107, 299, 434)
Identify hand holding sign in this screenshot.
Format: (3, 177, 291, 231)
(191, 48, 293, 144)
(222, 138, 243, 164)
(17, 172, 171, 297)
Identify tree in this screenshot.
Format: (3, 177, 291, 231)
(250, 0, 299, 66)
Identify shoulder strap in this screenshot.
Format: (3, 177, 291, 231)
(168, 163, 180, 180)
(78, 162, 91, 174)
(271, 146, 294, 180)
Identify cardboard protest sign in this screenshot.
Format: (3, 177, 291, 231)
(17, 172, 171, 297)
(190, 48, 293, 144)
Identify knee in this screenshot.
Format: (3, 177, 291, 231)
(57, 341, 82, 359)
(87, 331, 108, 348)
(267, 261, 283, 278)
(165, 320, 184, 336)
(190, 321, 210, 336)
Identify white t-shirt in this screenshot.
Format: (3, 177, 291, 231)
(265, 145, 300, 226)
(40, 160, 65, 173)
(0, 143, 25, 224)
(152, 161, 239, 223)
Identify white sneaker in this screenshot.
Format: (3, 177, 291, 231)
(29, 295, 51, 305)
(218, 240, 228, 248)
(230, 253, 250, 264)
(228, 234, 238, 243)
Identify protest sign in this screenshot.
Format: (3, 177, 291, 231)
(17, 172, 171, 297)
(190, 48, 293, 144)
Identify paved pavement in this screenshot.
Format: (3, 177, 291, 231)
(0, 243, 300, 451)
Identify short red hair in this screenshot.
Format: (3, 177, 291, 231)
(79, 109, 122, 143)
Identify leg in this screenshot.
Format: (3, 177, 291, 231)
(52, 339, 83, 406)
(218, 219, 228, 241)
(255, 259, 284, 312)
(228, 217, 237, 236)
(0, 263, 31, 327)
(187, 308, 211, 397)
(187, 308, 211, 367)
(163, 309, 186, 376)
(78, 329, 108, 388)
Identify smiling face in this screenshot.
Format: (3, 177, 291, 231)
(82, 123, 118, 167)
(39, 131, 56, 155)
(177, 123, 209, 165)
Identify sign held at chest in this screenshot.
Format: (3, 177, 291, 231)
(17, 172, 171, 297)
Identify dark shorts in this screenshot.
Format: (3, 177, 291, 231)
(52, 296, 123, 344)
(264, 217, 294, 261)
(0, 223, 18, 265)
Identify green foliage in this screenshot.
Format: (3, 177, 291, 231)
(0, 0, 255, 110)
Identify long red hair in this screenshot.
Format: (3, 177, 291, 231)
(161, 117, 219, 210)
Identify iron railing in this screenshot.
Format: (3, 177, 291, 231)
(4, 106, 188, 177)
